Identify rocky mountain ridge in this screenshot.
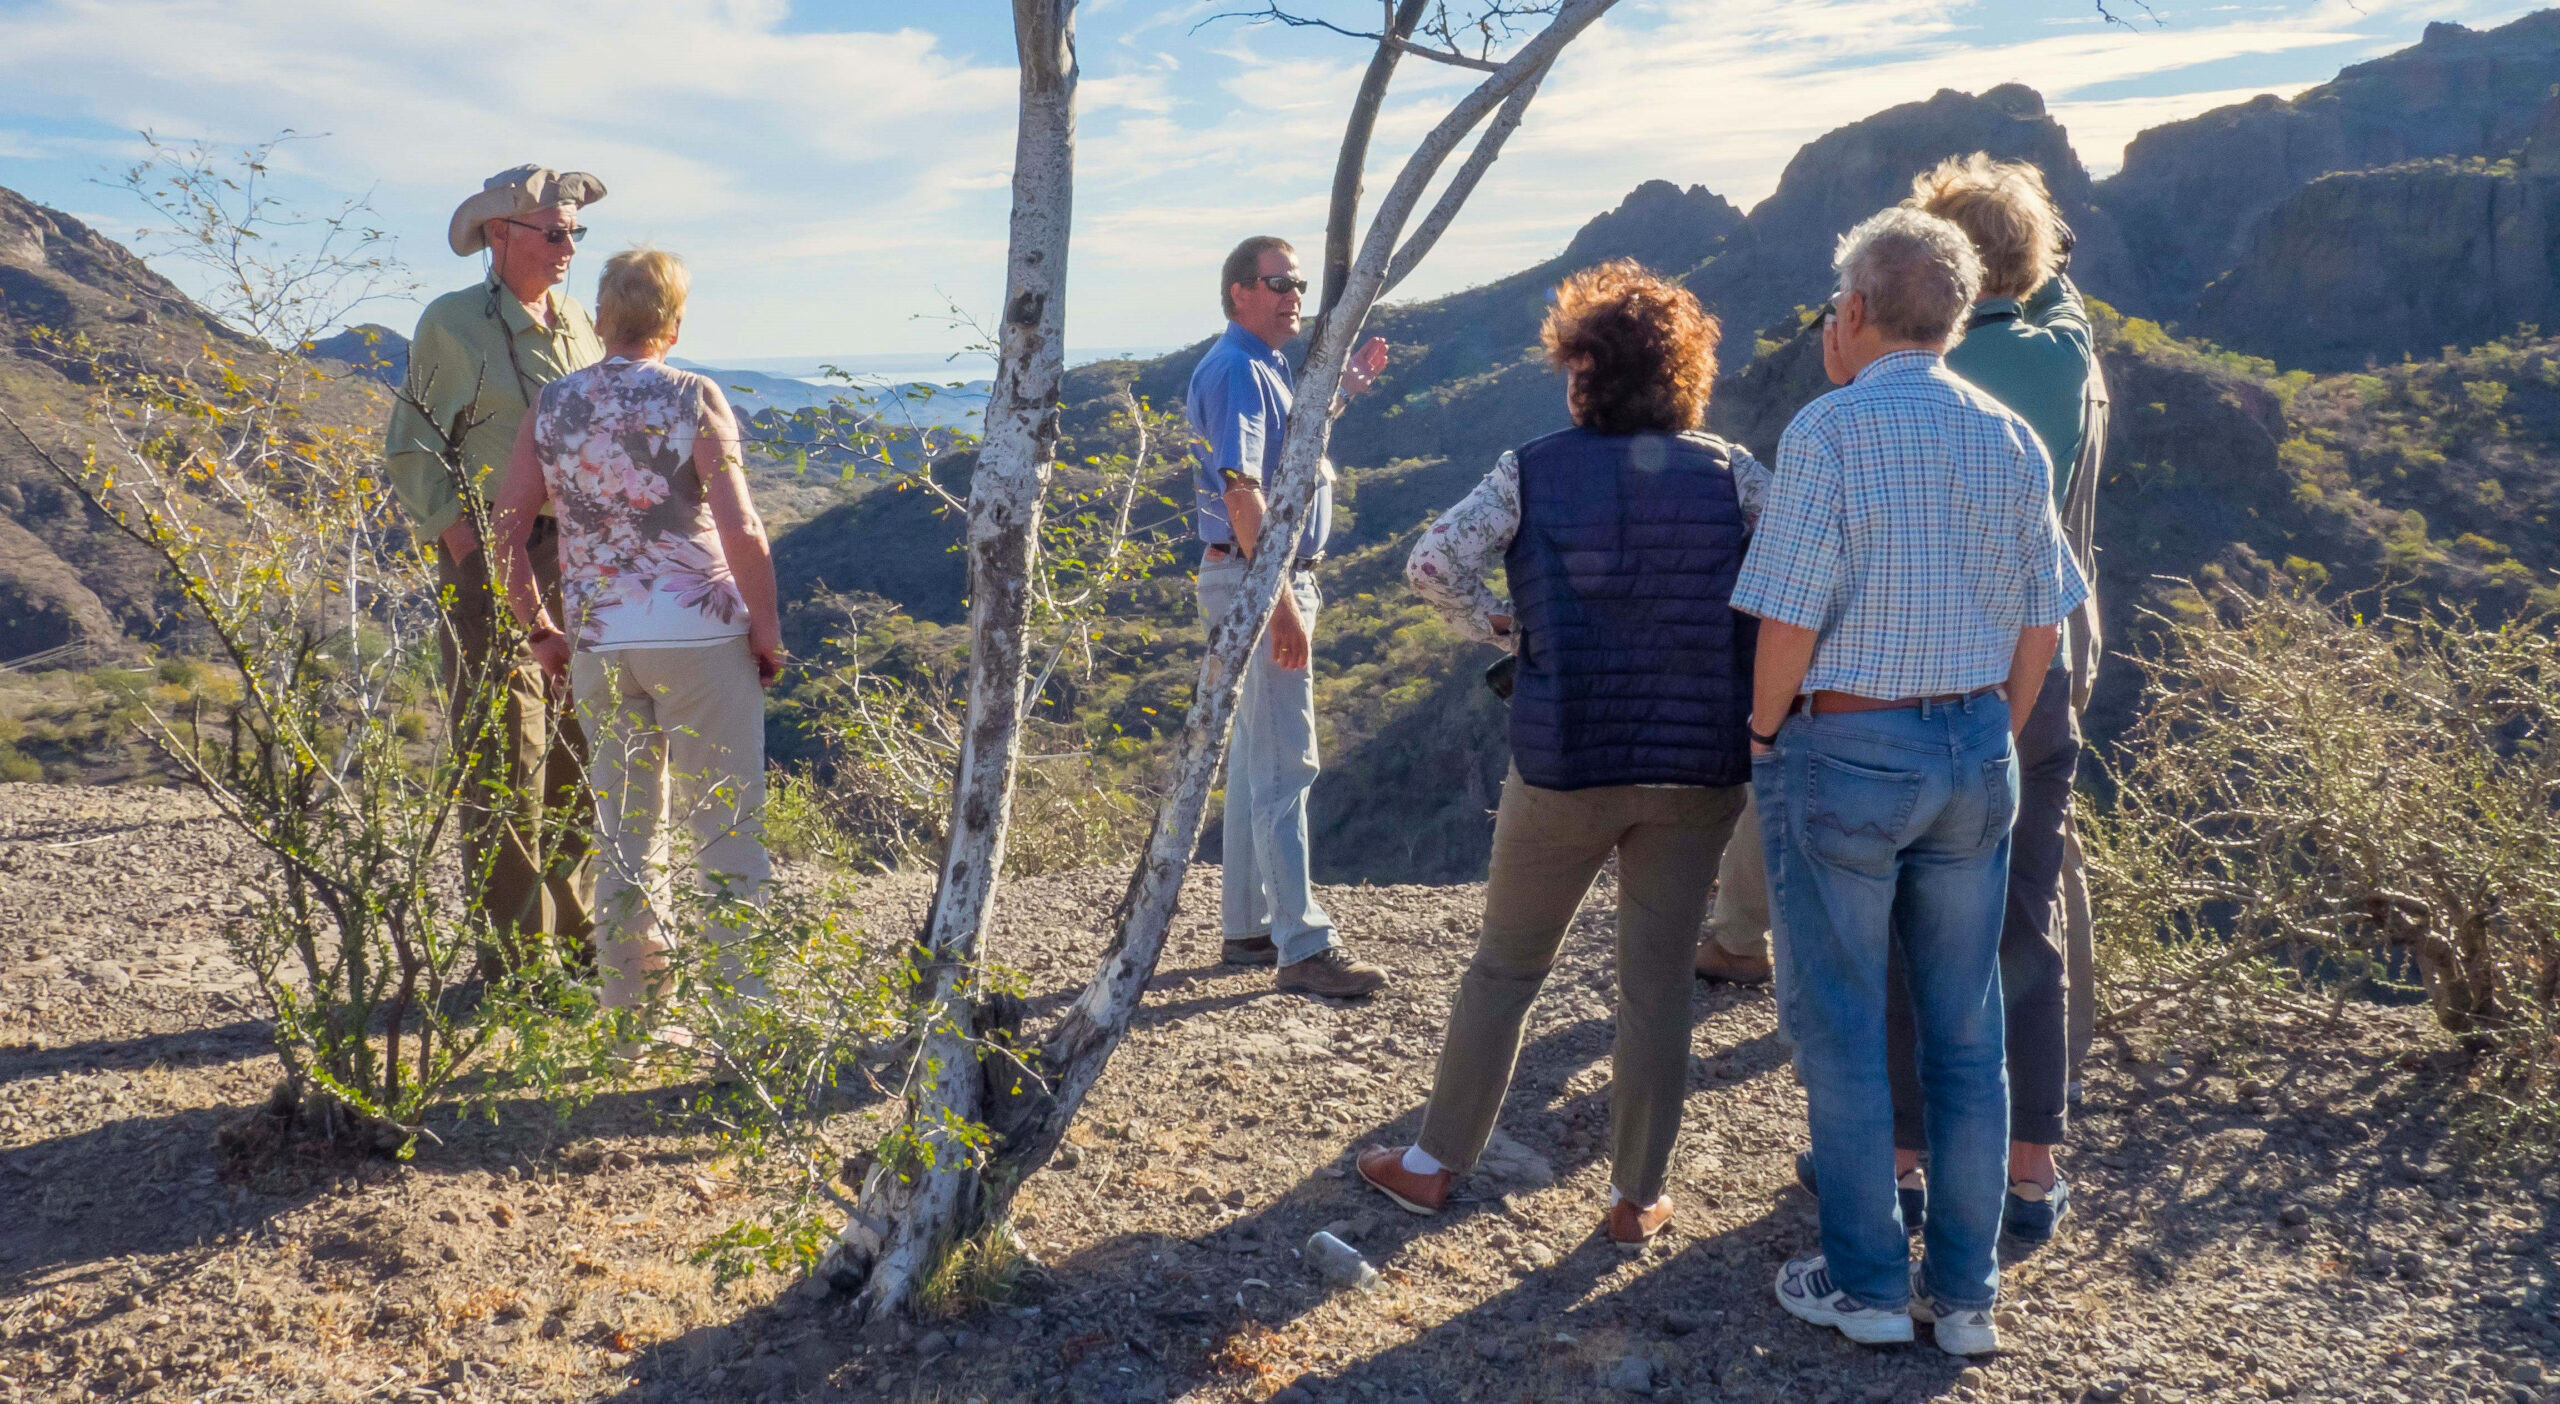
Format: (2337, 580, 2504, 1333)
(2098, 10, 2560, 319)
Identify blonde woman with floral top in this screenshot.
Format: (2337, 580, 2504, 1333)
(495, 246, 783, 1021)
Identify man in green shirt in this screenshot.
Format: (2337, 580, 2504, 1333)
(383, 165, 608, 975)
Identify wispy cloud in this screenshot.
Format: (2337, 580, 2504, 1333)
(0, 0, 2538, 353)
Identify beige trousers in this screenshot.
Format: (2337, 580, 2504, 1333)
(569, 638, 772, 1011)
(1417, 768, 1746, 1206)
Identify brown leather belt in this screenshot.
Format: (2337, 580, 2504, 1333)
(1796, 683, 2005, 716)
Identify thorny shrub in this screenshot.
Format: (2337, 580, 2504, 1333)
(2085, 581, 2560, 1151)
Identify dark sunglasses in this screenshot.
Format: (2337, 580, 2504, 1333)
(1251, 274, 1308, 295)
(500, 218, 588, 245)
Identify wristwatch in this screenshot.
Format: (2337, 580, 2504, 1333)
(1749, 721, 1782, 748)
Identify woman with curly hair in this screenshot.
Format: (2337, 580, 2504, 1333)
(1361, 260, 1769, 1244)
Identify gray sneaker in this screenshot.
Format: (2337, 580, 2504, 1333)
(1908, 1263, 1999, 1356)
(1276, 947, 1387, 999)
(1774, 1255, 1914, 1345)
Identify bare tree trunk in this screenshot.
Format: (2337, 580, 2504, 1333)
(839, 0, 1078, 1324)
(1316, 0, 1432, 323)
(986, 0, 1618, 1184)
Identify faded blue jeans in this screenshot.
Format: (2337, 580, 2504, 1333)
(1198, 558, 1339, 965)
(1757, 693, 2016, 1312)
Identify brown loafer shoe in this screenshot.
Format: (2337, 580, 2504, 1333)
(1221, 934, 1279, 966)
(1276, 948, 1387, 999)
(1693, 941, 1773, 985)
(1356, 1145, 1452, 1215)
(1607, 1194, 1675, 1246)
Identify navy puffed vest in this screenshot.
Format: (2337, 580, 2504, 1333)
(1504, 427, 1757, 791)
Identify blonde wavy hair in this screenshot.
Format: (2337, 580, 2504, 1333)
(596, 246, 689, 348)
(1905, 153, 2060, 301)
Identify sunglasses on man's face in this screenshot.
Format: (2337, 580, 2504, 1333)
(501, 218, 588, 246)
(1252, 274, 1308, 295)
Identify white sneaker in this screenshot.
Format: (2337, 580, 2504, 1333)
(1774, 1255, 1914, 1344)
(1908, 1263, 1999, 1356)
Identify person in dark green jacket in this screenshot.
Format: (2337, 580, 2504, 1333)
(1899, 152, 2093, 1242)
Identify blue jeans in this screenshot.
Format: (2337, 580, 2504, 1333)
(1198, 558, 1338, 964)
(1756, 694, 2017, 1311)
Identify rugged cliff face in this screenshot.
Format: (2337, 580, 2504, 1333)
(2191, 157, 2560, 370)
(2096, 11, 2560, 318)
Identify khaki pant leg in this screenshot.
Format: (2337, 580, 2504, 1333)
(570, 651, 673, 1011)
(1416, 769, 1624, 1174)
(1706, 789, 1771, 959)
(1609, 784, 1745, 1204)
(636, 638, 774, 1006)
(528, 527, 597, 950)
(438, 542, 545, 969)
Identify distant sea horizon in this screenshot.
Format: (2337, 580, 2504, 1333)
(686, 346, 1178, 387)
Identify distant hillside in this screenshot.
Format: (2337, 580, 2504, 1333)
(0, 185, 271, 661)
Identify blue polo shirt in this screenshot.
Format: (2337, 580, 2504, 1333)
(1184, 321, 1331, 559)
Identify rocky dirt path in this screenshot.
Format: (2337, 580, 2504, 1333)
(0, 783, 2554, 1404)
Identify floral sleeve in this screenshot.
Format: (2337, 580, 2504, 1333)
(1730, 443, 1771, 531)
(1404, 450, 1521, 651)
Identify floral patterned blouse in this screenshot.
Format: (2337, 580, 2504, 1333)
(531, 357, 750, 650)
(1404, 438, 1771, 650)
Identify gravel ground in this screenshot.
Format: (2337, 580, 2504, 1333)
(0, 782, 2555, 1404)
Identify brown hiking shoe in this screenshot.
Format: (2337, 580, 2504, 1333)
(1220, 934, 1279, 966)
(1357, 1146, 1452, 1215)
(1694, 941, 1773, 985)
(1607, 1194, 1675, 1246)
(1276, 947, 1387, 999)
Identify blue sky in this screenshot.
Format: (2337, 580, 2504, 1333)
(0, 0, 2542, 361)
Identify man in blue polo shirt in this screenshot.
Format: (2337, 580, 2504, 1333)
(1189, 234, 1390, 999)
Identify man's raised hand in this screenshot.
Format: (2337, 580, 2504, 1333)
(1343, 337, 1390, 399)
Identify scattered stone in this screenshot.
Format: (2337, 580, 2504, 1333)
(1660, 1309, 1707, 1336)
(2279, 1204, 2311, 1227)
(1304, 1231, 1378, 1292)
(1476, 1131, 1556, 1190)
(1524, 1242, 1558, 1269)
(1605, 1353, 1654, 1395)
(913, 1330, 949, 1359)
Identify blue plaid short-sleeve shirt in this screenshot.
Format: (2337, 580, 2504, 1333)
(1731, 350, 2088, 698)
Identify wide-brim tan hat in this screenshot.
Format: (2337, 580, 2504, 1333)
(448, 165, 607, 256)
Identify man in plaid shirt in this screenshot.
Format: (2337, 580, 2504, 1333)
(1736, 207, 2087, 1357)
